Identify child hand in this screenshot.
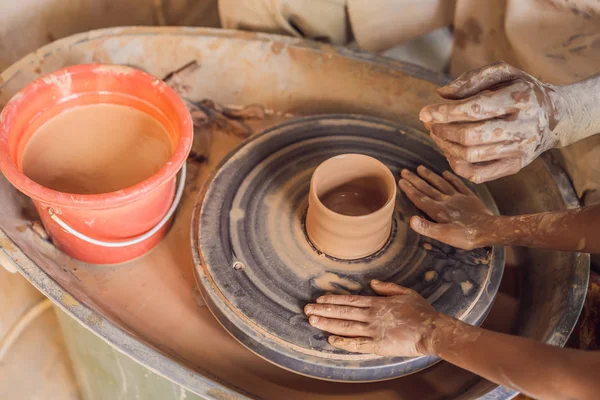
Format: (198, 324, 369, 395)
(304, 280, 446, 357)
(398, 166, 494, 250)
(419, 61, 568, 183)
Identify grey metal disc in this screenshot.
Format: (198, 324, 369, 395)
(192, 115, 504, 382)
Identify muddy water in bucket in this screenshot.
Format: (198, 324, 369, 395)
(0, 64, 193, 265)
(22, 104, 173, 195)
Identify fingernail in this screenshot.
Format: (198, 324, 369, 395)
(304, 305, 313, 314)
(443, 82, 460, 90)
(328, 336, 339, 344)
(397, 180, 410, 190)
(446, 78, 464, 89)
(442, 170, 454, 179)
(419, 109, 432, 123)
(316, 297, 325, 304)
(436, 86, 455, 97)
(371, 279, 382, 285)
(309, 316, 319, 325)
(411, 216, 424, 229)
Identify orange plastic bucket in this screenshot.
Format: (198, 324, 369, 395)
(0, 64, 193, 264)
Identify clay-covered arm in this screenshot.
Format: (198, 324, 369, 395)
(398, 165, 600, 252)
(472, 206, 600, 253)
(553, 73, 600, 147)
(426, 314, 600, 400)
(419, 61, 600, 183)
(305, 281, 600, 400)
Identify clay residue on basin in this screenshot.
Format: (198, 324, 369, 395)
(21, 104, 173, 194)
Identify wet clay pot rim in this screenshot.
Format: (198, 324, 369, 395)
(308, 153, 397, 221)
(0, 64, 193, 209)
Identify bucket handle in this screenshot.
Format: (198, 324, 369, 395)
(47, 164, 187, 248)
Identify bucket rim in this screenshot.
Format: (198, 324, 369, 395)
(0, 63, 193, 209)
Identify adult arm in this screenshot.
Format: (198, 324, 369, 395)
(419, 61, 600, 184)
(305, 281, 600, 400)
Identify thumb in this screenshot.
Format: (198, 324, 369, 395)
(371, 280, 414, 296)
(410, 216, 478, 250)
(436, 61, 528, 100)
(410, 216, 450, 243)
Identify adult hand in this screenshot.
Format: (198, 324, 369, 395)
(419, 61, 569, 183)
(398, 166, 494, 250)
(304, 280, 447, 357)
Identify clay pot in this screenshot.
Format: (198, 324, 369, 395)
(306, 154, 396, 260)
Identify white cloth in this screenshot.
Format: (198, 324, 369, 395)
(219, 0, 600, 203)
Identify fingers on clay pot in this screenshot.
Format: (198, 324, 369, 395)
(306, 154, 396, 260)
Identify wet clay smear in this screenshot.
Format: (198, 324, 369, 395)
(319, 177, 388, 216)
(22, 104, 173, 194)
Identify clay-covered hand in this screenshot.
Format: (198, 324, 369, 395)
(419, 61, 570, 183)
(304, 280, 445, 357)
(398, 166, 494, 250)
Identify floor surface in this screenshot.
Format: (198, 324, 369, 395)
(0, 267, 80, 400)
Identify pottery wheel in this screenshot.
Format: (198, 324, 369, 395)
(192, 115, 505, 382)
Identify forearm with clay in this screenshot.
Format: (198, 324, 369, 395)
(397, 166, 600, 252)
(423, 317, 600, 400)
(472, 205, 600, 253)
(305, 280, 600, 400)
(552, 73, 600, 147)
